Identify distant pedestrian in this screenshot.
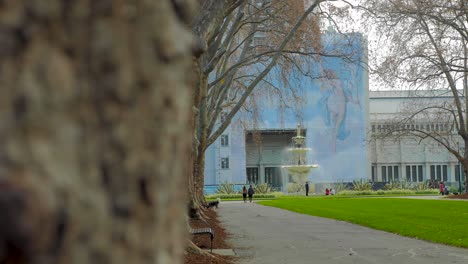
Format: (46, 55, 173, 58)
(305, 182, 310, 196)
(439, 181, 445, 195)
(325, 188, 330, 196)
(330, 188, 335, 195)
(444, 185, 449, 195)
(242, 186, 247, 203)
(248, 185, 255, 202)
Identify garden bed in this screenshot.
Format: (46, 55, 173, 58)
(184, 209, 237, 264)
(446, 193, 468, 200)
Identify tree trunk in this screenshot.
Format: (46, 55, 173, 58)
(189, 2, 240, 212)
(464, 147, 468, 193)
(193, 141, 208, 207)
(190, 57, 210, 211)
(0, 1, 196, 263)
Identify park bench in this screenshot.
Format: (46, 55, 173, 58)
(189, 217, 214, 252)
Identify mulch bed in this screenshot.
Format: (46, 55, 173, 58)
(446, 193, 468, 200)
(184, 209, 237, 264)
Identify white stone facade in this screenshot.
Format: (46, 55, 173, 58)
(369, 90, 464, 185)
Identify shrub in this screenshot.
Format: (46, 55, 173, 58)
(449, 186, 459, 194)
(415, 189, 439, 194)
(352, 179, 373, 191)
(383, 179, 423, 190)
(398, 179, 413, 190)
(205, 192, 283, 200)
(336, 189, 439, 196)
(287, 183, 305, 193)
(216, 182, 236, 194)
(330, 182, 347, 193)
(254, 183, 272, 194)
(413, 182, 431, 191)
(384, 181, 402, 190)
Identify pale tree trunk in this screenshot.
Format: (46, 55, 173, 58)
(192, 139, 208, 209)
(191, 71, 210, 209)
(190, 0, 237, 211)
(0, 1, 196, 263)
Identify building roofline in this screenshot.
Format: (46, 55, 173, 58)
(369, 89, 464, 99)
(245, 128, 302, 135)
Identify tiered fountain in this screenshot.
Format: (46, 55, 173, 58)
(282, 124, 319, 185)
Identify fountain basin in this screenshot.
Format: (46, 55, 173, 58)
(288, 148, 312, 152)
(281, 165, 318, 174)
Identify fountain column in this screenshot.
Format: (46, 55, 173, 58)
(281, 124, 319, 192)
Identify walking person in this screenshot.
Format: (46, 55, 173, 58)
(325, 188, 330, 196)
(248, 185, 255, 203)
(305, 182, 309, 196)
(439, 181, 445, 195)
(242, 186, 247, 203)
(444, 185, 449, 195)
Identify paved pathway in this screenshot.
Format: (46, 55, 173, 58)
(218, 201, 468, 264)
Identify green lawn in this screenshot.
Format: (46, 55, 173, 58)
(258, 197, 468, 248)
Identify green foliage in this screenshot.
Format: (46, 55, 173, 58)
(384, 180, 433, 191)
(414, 189, 440, 194)
(254, 183, 272, 194)
(449, 186, 459, 194)
(205, 192, 284, 200)
(337, 189, 439, 196)
(413, 182, 431, 191)
(216, 182, 236, 194)
(330, 182, 347, 193)
(352, 179, 373, 191)
(259, 197, 468, 248)
(397, 179, 413, 189)
(383, 181, 403, 190)
(287, 183, 305, 193)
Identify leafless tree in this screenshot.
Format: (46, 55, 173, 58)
(190, 0, 362, 210)
(362, 0, 468, 191)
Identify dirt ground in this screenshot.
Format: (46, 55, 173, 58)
(184, 209, 237, 264)
(446, 193, 468, 200)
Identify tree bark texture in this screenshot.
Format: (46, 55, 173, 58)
(0, 1, 196, 263)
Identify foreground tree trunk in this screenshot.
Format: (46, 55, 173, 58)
(0, 1, 196, 263)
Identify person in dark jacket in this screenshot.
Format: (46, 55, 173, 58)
(242, 186, 247, 203)
(305, 182, 309, 196)
(247, 185, 255, 203)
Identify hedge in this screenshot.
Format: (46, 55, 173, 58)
(336, 189, 439, 196)
(206, 192, 284, 200)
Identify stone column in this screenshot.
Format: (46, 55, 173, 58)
(259, 164, 265, 184)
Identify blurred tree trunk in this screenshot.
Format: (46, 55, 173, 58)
(0, 1, 196, 263)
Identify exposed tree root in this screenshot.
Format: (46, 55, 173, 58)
(186, 241, 219, 259)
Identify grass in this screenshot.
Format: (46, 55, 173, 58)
(205, 192, 437, 201)
(258, 197, 468, 248)
(206, 197, 277, 201)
